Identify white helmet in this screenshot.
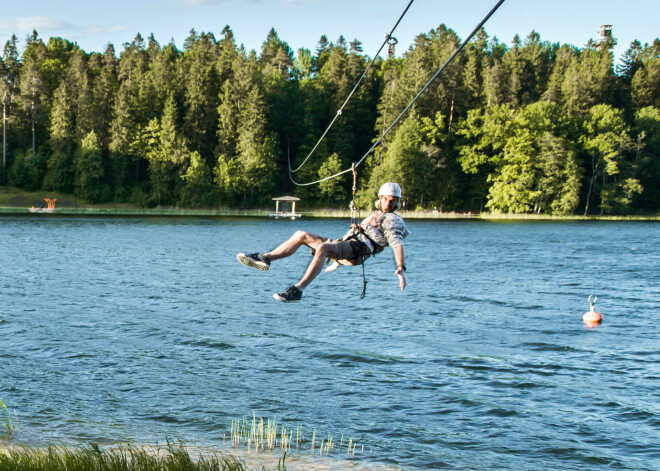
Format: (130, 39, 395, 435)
(378, 182, 402, 198)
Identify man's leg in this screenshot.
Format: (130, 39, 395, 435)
(264, 230, 327, 261)
(272, 239, 341, 303)
(238, 230, 326, 271)
(295, 240, 340, 290)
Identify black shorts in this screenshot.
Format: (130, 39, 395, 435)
(330, 238, 371, 262)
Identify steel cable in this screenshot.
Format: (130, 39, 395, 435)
(290, 0, 506, 187)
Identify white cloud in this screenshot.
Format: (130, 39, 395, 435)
(14, 16, 76, 34)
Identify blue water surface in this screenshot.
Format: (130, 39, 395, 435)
(0, 216, 658, 470)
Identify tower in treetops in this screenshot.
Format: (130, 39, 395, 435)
(596, 25, 615, 48)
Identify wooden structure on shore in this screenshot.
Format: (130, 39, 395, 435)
(270, 196, 301, 219)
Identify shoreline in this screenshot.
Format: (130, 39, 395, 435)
(0, 441, 408, 471)
(1, 206, 658, 221)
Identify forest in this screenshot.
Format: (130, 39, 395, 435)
(1, 24, 659, 215)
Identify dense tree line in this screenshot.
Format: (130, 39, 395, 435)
(1, 25, 659, 214)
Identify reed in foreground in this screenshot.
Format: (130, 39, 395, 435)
(0, 442, 252, 471)
(0, 399, 13, 439)
(229, 413, 364, 459)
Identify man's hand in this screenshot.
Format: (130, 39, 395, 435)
(395, 268, 406, 291)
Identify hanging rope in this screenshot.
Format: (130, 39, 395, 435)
(349, 163, 359, 226)
(289, 0, 507, 188)
(348, 164, 368, 299)
(288, 0, 415, 175)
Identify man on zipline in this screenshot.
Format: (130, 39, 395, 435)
(236, 182, 410, 302)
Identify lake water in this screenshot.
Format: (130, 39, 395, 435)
(0, 216, 658, 470)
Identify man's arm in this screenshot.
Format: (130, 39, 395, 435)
(392, 244, 406, 291)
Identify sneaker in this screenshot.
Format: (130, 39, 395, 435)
(273, 285, 303, 303)
(237, 252, 271, 271)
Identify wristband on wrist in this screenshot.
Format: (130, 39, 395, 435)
(397, 264, 406, 272)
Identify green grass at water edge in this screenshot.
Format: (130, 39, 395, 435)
(0, 442, 253, 471)
(0, 400, 13, 439)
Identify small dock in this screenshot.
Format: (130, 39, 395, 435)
(269, 196, 301, 219)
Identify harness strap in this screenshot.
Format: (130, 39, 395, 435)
(360, 256, 367, 299)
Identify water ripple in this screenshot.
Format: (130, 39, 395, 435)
(1, 217, 658, 471)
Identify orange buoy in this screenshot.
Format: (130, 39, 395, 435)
(583, 295, 602, 326)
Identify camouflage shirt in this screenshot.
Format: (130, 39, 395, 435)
(344, 212, 410, 252)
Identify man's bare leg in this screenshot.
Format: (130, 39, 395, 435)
(295, 241, 340, 290)
(270, 237, 341, 302)
(264, 230, 327, 261)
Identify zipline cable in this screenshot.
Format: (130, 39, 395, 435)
(288, 0, 415, 174)
(290, 0, 506, 187)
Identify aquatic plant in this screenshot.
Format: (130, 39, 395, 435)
(0, 442, 247, 471)
(0, 399, 13, 439)
(229, 414, 365, 459)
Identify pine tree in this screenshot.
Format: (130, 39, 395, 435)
(19, 31, 48, 153)
(618, 40, 643, 83)
(561, 44, 618, 117)
(75, 130, 108, 202)
(109, 83, 135, 200)
(145, 92, 192, 205)
(2, 34, 21, 185)
(44, 48, 87, 192)
(631, 47, 660, 109)
(91, 44, 119, 148)
(259, 29, 295, 192)
(235, 87, 278, 203)
(182, 31, 219, 164)
(217, 26, 239, 84)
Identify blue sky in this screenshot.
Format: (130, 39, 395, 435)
(1, 0, 658, 66)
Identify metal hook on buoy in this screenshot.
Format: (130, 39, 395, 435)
(584, 295, 602, 326)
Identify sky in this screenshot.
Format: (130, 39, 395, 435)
(1, 0, 658, 66)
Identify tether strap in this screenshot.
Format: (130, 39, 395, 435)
(360, 257, 367, 299)
(350, 163, 368, 299)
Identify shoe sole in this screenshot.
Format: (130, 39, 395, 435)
(273, 293, 300, 303)
(237, 253, 270, 271)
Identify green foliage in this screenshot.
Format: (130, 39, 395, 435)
(365, 113, 431, 209)
(182, 150, 215, 207)
(0, 27, 658, 214)
(318, 153, 346, 203)
(580, 104, 637, 214)
(634, 106, 660, 209)
(8, 149, 47, 190)
(457, 101, 582, 214)
(75, 130, 109, 203)
(42, 148, 75, 193)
